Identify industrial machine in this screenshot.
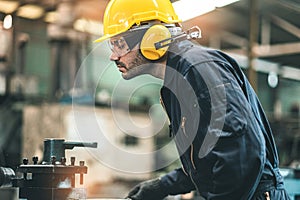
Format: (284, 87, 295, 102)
(2, 138, 299, 200)
(0, 138, 97, 200)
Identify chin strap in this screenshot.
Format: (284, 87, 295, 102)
(154, 26, 202, 50)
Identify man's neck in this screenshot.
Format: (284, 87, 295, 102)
(148, 59, 167, 80)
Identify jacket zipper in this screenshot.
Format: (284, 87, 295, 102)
(181, 116, 187, 137)
(190, 144, 197, 170)
(182, 165, 188, 176)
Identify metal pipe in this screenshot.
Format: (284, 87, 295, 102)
(247, 0, 259, 92)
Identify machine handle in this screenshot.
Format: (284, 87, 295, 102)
(63, 141, 98, 149)
(43, 139, 98, 163)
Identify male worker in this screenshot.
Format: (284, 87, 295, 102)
(95, 0, 290, 199)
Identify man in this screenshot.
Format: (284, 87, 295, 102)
(96, 0, 290, 199)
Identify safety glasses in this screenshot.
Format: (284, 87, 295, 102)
(109, 26, 148, 57)
(109, 36, 131, 57)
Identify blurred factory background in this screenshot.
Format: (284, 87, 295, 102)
(0, 0, 300, 199)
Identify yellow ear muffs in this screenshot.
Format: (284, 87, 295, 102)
(140, 25, 171, 60)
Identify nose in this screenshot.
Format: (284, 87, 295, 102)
(110, 51, 120, 61)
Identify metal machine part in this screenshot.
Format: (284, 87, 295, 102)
(0, 167, 15, 187)
(14, 156, 87, 200)
(42, 138, 97, 164)
(1, 138, 97, 200)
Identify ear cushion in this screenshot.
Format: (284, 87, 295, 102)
(140, 25, 171, 60)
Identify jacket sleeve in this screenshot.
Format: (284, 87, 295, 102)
(159, 168, 196, 195)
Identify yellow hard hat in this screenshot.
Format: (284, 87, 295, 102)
(95, 0, 181, 43)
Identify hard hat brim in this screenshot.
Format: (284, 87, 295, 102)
(94, 33, 118, 43)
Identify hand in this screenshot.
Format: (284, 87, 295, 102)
(126, 178, 168, 200)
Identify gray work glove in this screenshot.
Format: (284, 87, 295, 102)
(126, 178, 168, 200)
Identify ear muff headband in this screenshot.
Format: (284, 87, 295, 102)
(140, 25, 171, 60)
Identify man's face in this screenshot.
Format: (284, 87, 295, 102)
(109, 35, 150, 80)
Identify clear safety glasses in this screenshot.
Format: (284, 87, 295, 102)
(109, 26, 148, 57)
(109, 36, 131, 57)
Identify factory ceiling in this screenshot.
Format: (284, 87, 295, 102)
(1, 0, 300, 73)
(183, 0, 300, 71)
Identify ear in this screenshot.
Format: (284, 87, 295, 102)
(140, 25, 171, 60)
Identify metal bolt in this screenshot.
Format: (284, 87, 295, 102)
(79, 161, 85, 166)
(70, 157, 75, 166)
(61, 157, 66, 165)
(79, 161, 85, 185)
(23, 158, 28, 165)
(32, 156, 38, 164)
(22, 158, 28, 180)
(51, 156, 56, 165)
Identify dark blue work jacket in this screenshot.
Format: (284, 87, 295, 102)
(160, 40, 284, 200)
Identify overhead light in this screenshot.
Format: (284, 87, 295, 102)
(214, 0, 240, 8)
(172, 0, 240, 21)
(173, 0, 215, 21)
(74, 18, 103, 36)
(0, 1, 19, 14)
(3, 14, 13, 29)
(17, 4, 44, 20)
(44, 11, 58, 23)
(268, 71, 278, 88)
